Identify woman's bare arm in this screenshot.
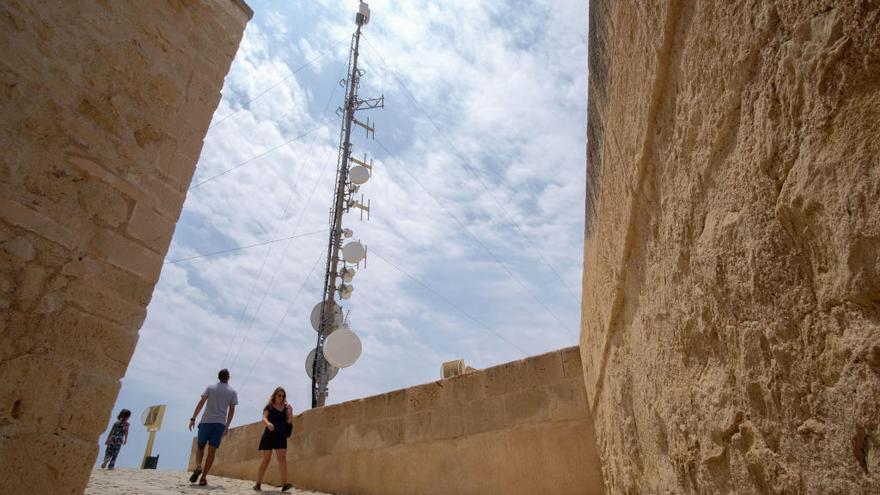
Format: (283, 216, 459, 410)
(262, 409, 274, 430)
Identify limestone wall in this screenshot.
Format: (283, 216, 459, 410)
(583, 0, 879, 493)
(0, 1, 251, 493)
(193, 347, 605, 494)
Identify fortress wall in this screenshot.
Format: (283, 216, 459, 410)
(0, 1, 251, 493)
(193, 347, 605, 495)
(583, 0, 879, 493)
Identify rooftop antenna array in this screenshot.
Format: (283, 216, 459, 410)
(310, 0, 383, 408)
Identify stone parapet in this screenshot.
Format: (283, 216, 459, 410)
(193, 347, 605, 494)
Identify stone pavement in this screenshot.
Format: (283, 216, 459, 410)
(85, 468, 332, 495)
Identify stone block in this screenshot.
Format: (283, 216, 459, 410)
(62, 278, 147, 329)
(405, 381, 447, 413)
(143, 173, 187, 221)
(61, 255, 156, 306)
(0, 200, 77, 249)
(403, 406, 464, 445)
(65, 154, 147, 206)
(0, 355, 74, 431)
(503, 386, 551, 426)
(3, 236, 35, 260)
(484, 359, 528, 397)
(58, 371, 120, 441)
(152, 137, 193, 190)
(461, 395, 505, 436)
(88, 229, 163, 283)
(126, 202, 174, 253)
(38, 307, 138, 376)
(559, 345, 583, 378)
(0, 432, 96, 495)
(76, 178, 133, 228)
(546, 378, 589, 422)
(448, 367, 486, 403)
(12, 263, 46, 311)
(518, 349, 564, 390)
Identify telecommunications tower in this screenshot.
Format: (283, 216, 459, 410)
(309, 1, 383, 408)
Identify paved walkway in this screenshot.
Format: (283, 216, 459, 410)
(85, 468, 331, 494)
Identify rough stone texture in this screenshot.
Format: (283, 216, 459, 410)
(193, 347, 605, 495)
(583, 1, 879, 493)
(0, 1, 251, 494)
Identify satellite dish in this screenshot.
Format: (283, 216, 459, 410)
(349, 166, 371, 185)
(305, 348, 339, 381)
(341, 267, 356, 282)
(342, 228, 354, 238)
(310, 301, 342, 332)
(339, 284, 354, 299)
(341, 242, 366, 263)
(323, 328, 362, 368)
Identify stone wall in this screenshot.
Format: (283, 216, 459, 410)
(193, 347, 605, 494)
(583, 0, 879, 493)
(0, 1, 251, 493)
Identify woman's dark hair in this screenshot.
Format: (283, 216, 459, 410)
(117, 409, 131, 421)
(218, 368, 230, 383)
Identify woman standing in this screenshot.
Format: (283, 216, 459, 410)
(254, 387, 293, 492)
(100, 409, 131, 470)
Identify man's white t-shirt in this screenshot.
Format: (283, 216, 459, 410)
(200, 382, 238, 425)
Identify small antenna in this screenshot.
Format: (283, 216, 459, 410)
(353, 117, 375, 139)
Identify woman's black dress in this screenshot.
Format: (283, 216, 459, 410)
(258, 405, 289, 450)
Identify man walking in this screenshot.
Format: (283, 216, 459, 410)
(188, 368, 237, 486)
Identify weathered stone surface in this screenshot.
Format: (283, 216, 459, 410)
(583, 1, 880, 493)
(195, 347, 606, 494)
(0, 1, 251, 494)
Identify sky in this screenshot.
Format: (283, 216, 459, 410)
(101, 0, 589, 470)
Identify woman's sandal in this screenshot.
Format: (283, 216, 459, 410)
(281, 484, 292, 492)
(253, 483, 261, 491)
(198, 478, 208, 486)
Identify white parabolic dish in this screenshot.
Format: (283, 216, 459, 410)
(305, 348, 339, 381)
(341, 242, 366, 263)
(323, 328, 362, 368)
(349, 166, 370, 184)
(310, 301, 342, 332)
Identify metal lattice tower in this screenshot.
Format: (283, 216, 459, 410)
(311, 1, 383, 408)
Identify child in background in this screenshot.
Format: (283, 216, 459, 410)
(101, 409, 131, 470)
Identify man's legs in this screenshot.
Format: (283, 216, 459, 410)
(194, 445, 205, 469)
(202, 445, 217, 479)
(196, 423, 223, 484)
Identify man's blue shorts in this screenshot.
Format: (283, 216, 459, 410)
(197, 423, 226, 449)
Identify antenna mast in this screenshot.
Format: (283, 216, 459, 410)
(311, 1, 383, 408)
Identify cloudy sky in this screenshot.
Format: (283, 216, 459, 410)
(103, 0, 588, 470)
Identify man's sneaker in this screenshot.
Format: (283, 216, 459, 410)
(189, 467, 202, 483)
